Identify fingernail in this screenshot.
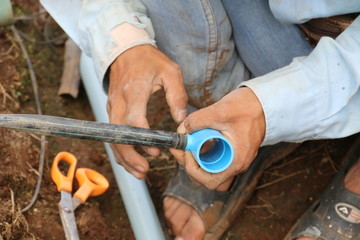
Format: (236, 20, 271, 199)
(147, 147, 160, 156)
(175, 237, 184, 240)
(177, 124, 186, 134)
(135, 164, 146, 173)
(176, 109, 187, 122)
(132, 171, 144, 179)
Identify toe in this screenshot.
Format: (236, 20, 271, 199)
(164, 196, 182, 220)
(163, 196, 205, 240)
(169, 202, 192, 236)
(177, 209, 205, 240)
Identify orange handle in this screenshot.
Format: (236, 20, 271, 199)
(51, 152, 77, 192)
(73, 168, 109, 203)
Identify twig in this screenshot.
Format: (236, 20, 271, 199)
(324, 147, 339, 173)
(245, 197, 277, 219)
(16, 28, 67, 45)
(245, 204, 269, 209)
(256, 170, 306, 190)
(258, 196, 278, 217)
(12, 10, 47, 22)
(9, 188, 15, 214)
(0, 83, 19, 108)
(150, 165, 176, 171)
(263, 169, 283, 178)
(0, 44, 15, 56)
(270, 142, 328, 170)
(26, 162, 39, 176)
(10, 25, 42, 115)
(26, 133, 42, 141)
(10, 25, 46, 213)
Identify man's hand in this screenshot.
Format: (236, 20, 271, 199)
(170, 87, 265, 189)
(108, 45, 188, 179)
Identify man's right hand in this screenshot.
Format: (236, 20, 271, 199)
(107, 45, 188, 179)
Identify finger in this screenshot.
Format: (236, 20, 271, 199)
(143, 146, 160, 157)
(179, 105, 222, 134)
(183, 151, 206, 183)
(121, 86, 162, 157)
(183, 151, 226, 190)
(169, 148, 185, 165)
(162, 67, 188, 123)
(108, 90, 154, 176)
(113, 144, 149, 179)
(110, 144, 145, 178)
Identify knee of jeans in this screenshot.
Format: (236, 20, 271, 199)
(141, 0, 248, 107)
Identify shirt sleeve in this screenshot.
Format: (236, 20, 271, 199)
(269, 0, 360, 24)
(40, 0, 156, 87)
(240, 16, 360, 146)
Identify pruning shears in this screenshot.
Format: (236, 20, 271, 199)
(51, 152, 109, 240)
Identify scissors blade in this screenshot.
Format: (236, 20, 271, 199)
(59, 191, 79, 240)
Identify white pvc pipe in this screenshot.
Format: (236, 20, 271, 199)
(80, 53, 165, 240)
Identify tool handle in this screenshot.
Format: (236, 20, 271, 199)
(51, 152, 77, 192)
(74, 168, 109, 204)
(0, 114, 187, 149)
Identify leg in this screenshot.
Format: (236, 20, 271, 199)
(140, 0, 249, 108)
(140, 0, 313, 239)
(221, 0, 312, 77)
(139, 1, 247, 238)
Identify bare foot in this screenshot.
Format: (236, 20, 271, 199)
(297, 159, 360, 240)
(163, 177, 234, 240)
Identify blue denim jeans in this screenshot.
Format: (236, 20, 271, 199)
(140, 0, 312, 108)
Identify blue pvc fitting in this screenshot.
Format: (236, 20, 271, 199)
(185, 129, 234, 173)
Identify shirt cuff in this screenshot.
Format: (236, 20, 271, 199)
(239, 16, 360, 146)
(239, 57, 319, 146)
(100, 22, 156, 91)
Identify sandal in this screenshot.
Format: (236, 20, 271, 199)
(284, 137, 360, 240)
(163, 142, 300, 240)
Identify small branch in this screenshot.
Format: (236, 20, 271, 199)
(150, 165, 176, 171)
(9, 188, 15, 214)
(0, 83, 19, 108)
(256, 170, 306, 190)
(26, 133, 42, 141)
(26, 162, 39, 176)
(324, 147, 339, 173)
(270, 142, 328, 170)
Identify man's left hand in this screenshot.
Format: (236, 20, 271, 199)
(171, 87, 266, 189)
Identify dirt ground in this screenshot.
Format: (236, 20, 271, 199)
(0, 1, 357, 240)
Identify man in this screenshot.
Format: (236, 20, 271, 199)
(41, 0, 360, 239)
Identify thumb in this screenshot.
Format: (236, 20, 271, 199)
(178, 105, 220, 134)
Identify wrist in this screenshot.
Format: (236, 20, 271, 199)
(224, 87, 266, 145)
(241, 87, 266, 143)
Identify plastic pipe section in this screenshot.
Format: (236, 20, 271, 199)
(185, 129, 234, 173)
(0, 0, 13, 26)
(80, 54, 165, 240)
